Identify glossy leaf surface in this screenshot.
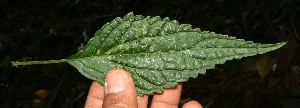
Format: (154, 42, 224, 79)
(67, 12, 286, 96)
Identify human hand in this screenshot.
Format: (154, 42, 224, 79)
(85, 68, 203, 108)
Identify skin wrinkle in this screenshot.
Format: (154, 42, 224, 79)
(151, 100, 179, 107)
(103, 95, 133, 108)
(153, 90, 181, 105)
(85, 98, 103, 108)
(151, 96, 180, 107)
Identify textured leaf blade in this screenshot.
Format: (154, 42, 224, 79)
(67, 12, 286, 96)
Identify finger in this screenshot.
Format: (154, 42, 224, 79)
(84, 81, 105, 108)
(182, 100, 203, 108)
(150, 84, 182, 108)
(103, 68, 138, 108)
(137, 95, 148, 108)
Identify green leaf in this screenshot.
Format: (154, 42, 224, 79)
(66, 12, 286, 96)
(11, 12, 286, 96)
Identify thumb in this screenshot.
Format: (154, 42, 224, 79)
(103, 69, 138, 108)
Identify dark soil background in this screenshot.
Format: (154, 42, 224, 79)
(1, 0, 300, 107)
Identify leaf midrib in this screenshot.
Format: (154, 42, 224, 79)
(68, 45, 277, 64)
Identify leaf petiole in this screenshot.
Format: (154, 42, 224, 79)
(11, 59, 69, 67)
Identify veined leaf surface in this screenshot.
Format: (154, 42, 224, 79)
(67, 12, 286, 96)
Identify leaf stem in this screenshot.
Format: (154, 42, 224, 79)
(11, 59, 69, 67)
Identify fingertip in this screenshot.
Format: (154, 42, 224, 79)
(105, 68, 136, 95)
(182, 100, 203, 108)
(103, 68, 138, 108)
(105, 69, 127, 94)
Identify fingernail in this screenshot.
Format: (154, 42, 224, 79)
(105, 70, 126, 94)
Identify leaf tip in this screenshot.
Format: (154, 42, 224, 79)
(275, 42, 287, 49)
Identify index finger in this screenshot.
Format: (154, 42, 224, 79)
(85, 81, 105, 108)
